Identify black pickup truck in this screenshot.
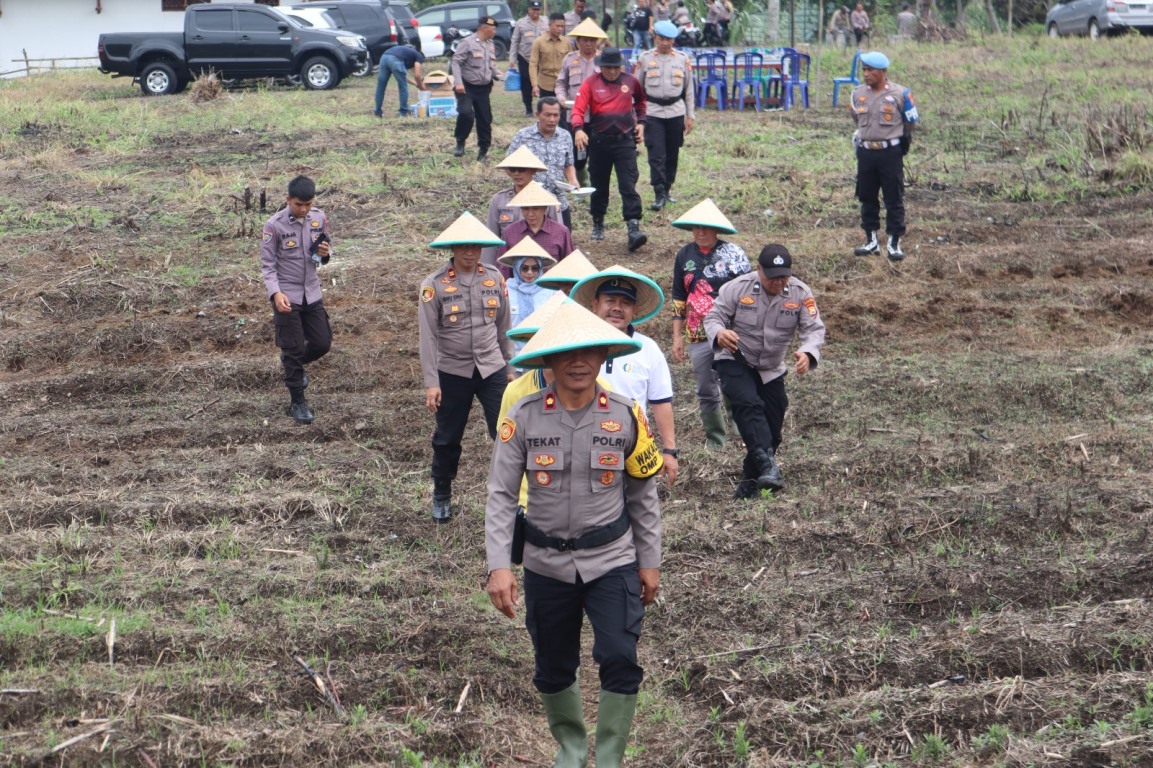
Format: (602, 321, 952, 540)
(98, 3, 369, 95)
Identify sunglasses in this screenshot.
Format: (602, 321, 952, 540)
(520, 263, 541, 272)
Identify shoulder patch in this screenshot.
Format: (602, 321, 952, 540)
(421, 286, 435, 303)
(499, 417, 516, 442)
(802, 296, 818, 317)
(262, 231, 273, 243)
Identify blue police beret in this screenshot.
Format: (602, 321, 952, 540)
(653, 20, 679, 39)
(860, 51, 890, 69)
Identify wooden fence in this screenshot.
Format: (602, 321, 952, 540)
(1, 50, 100, 78)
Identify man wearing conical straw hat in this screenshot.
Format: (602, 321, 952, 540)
(535, 248, 598, 294)
(572, 265, 679, 484)
(705, 244, 826, 499)
(418, 212, 514, 523)
(556, 17, 609, 189)
(669, 198, 752, 450)
(495, 181, 573, 275)
(485, 300, 663, 768)
(483, 147, 561, 266)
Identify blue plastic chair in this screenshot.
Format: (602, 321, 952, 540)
(730, 51, 763, 111)
(694, 51, 728, 110)
(620, 48, 635, 73)
(779, 51, 811, 110)
(832, 51, 861, 107)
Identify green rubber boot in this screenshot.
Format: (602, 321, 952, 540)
(541, 682, 588, 768)
(701, 410, 728, 450)
(594, 690, 637, 768)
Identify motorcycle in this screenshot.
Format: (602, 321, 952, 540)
(445, 26, 472, 55)
(675, 20, 704, 47)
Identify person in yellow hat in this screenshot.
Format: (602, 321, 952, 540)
(669, 199, 752, 449)
(483, 147, 561, 266)
(485, 300, 662, 768)
(418, 212, 515, 522)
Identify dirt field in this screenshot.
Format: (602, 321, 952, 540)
(2, 38, 1153, 767)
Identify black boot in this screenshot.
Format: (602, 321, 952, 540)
(287, 387, 314, 425)
(452, 141, 465, 158)
(477, 147, 489, 162)
(626, 219, 648, 252)
(665, 189, 678, 203)
(732, 479, 759, 500)
(591, 217, 606, 241)
(431, 479, 452, 523)
(753, 449, 784, 491)
(649, 188, 666, 212)
(853, 230, 879, 256)
(886, 234, 905, 262)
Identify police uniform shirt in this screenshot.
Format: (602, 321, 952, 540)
(486, 386, 663, 583)
(599, 330, 673, 412)
(851, 81, 916, 142)
(451, 34, 496, 86)
(555, 51, 599, 104)
(635, 49, 695, 120)
(511, 15, 550, 62)
(418, 260, 513, 387)
(260, 207, 331, 305)
(563, 9, 583, 33)
(704, 272, 826, 383)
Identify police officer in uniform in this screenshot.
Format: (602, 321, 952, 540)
(510, 0, 550, 116)
(636, 20, 695, 212)
(705, 245, 826, 499)
(486, 299, 663, 768)
(555, 18, 609, 188)
(260, 175, 333, 425)
(418, 212, 514, 522)
(452, 16, 500, 161)
(849, 50, 919, 261)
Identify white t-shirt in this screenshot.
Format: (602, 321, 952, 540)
(600, 329, 673, 412)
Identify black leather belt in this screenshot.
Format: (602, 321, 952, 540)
(523, 510, 630, 552)
(647, 95, 683, 107)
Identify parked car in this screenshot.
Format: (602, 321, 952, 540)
(419, 25, 447, 58)
(416, 2, 513, 59)
(1046, 0, 1153, 37)
(97, 3, 368, 95)
(290, 1, 421, 76)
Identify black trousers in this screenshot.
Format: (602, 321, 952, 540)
(430, 367, 507, 481)
(517, 55, 534, 113)
(644, 114, 685, 193)
(856, 145, 905, 237)
(454, 82, 494, 150)
(273, 298, 332, 390)
(715, 361, 788, 477)
(525, 563, 645, 695)
(588, 133, 643, 223)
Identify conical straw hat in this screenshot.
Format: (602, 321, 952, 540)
(511, 300, 641, 369)
(429, 211, 505, 249)
(507, 180, 560, 209)
(570, 265, 665, 325)
(570, 18, 609, 38)
(536, 249, 598, 289)
(497, 235, 558, 268)
(670, 198, 737, 234)
(507, 291, 568, 341)
(497, 145, 549, 171)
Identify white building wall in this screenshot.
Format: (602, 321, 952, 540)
(0, 0, 260, 75)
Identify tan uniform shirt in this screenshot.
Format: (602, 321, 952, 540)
(563, 10, 583, 34)
(850, 81, 911, 142)
(451, 34, 496, 86)
(704, 272, 826, 383)
(635, 49, 695, 120)
(486, 386, 663, 583)
(529, 33, 574, 91)
(555, 51, 598, 104)
(510, 16, 549, 62)
(418, 260, 513, 387)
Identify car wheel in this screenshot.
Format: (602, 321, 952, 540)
(1048, 22, 1060, 38)
(352, 58, 373, 78)
(139, 61, 178, 96)
(301, 56, 339, 90)
(493, 38, 509, 59)
(1088, 18, 1100, 38)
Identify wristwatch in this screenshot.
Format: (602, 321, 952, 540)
(661, 447, 679, 458)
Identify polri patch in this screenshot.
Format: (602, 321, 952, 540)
(783, 301, 800, 310)
(285, 240, 297, 248)
(421, 286, 434, 302)
(598, 453, 620, 466)
(486, 297, 499, 307)
(445, 285, 459, 293)
(739, 295, 755, 305)
(600, 471, 615, 486)
(311, 220, 321, 227)
(600, 420, 622, 432)
(499, 417, 516, 442)
(483, 279, 497, 287)
(535, 470, 552, 486)
(534, 454, 555, 466)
